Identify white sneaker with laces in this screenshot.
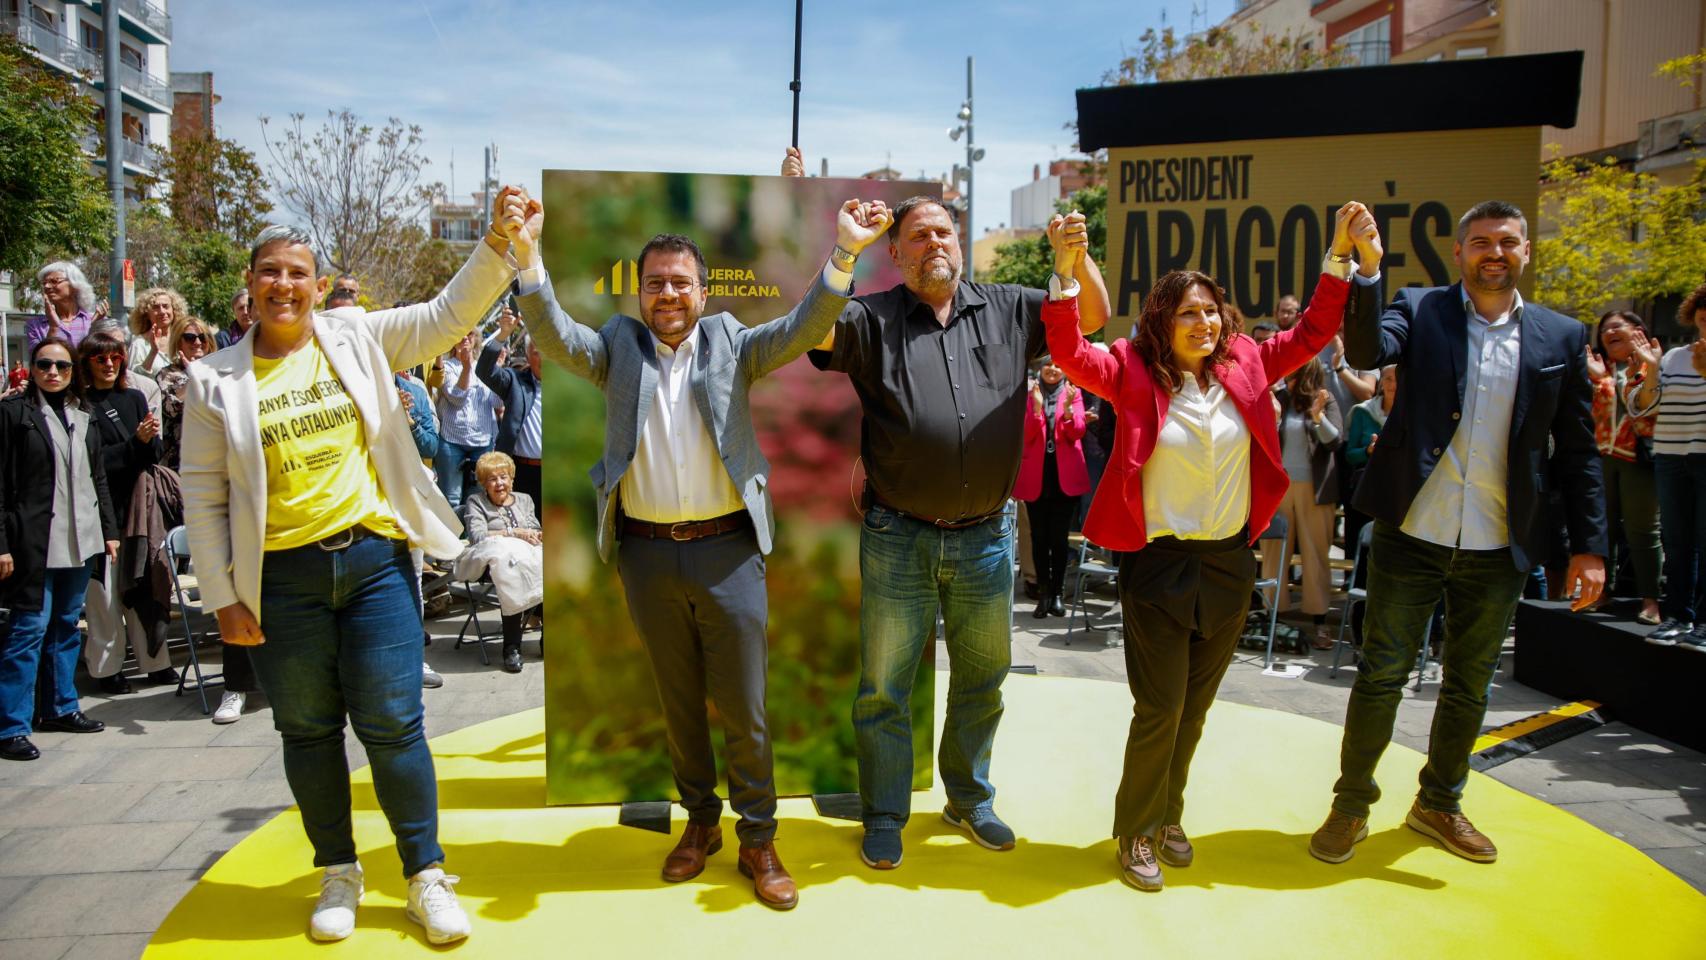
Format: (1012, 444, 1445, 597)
(212, 691, 245, 725)
(407, 864, 470, 944)
(309, 861, 363, 941)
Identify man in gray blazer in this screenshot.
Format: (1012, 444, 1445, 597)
(513, 196, 892, 910)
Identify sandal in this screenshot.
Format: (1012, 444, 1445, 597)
(1311, 626, 1337, 651)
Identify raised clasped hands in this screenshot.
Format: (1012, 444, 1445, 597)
(1332, 201, 1383, 275)
(836, 199, 893, 256)
(1046, 211, 1089, 278)
(493, 185, 544, 264)
(781, 146, 805, 178)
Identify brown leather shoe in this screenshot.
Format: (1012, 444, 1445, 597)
(1308, 809, 1369, 864)
(661, 823, 722, 882)
(737, 842, 798, 910)
(1406, 801, 1497, 862)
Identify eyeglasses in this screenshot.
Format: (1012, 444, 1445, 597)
(641, 276, 698, 295)
(89, 353, 123, 366)
(34, 359, 73, 373)
(181, 332, 207, 344)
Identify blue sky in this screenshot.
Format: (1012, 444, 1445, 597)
(167, 0, 1223, 236)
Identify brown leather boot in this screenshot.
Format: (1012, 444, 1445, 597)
(661, 823, 722, 882)
(1406, 801, 1497, 862)
(737, 842, 798, 910)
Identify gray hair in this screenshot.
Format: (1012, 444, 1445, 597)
(248, 224, 325, 273)
(36, 261, 96, 313)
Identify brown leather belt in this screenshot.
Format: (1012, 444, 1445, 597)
(623, 510, 752, 542)
(514, 456, 542, 467)
(873, 498, 1004, 530)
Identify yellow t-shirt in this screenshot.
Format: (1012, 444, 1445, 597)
(253, 340, 404, 550)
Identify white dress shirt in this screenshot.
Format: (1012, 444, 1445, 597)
(1401, 290, 1523, 551)
(618, 324, 745, 523)
(515, 378, 543, 458)
(1142, 373, 1252, 541)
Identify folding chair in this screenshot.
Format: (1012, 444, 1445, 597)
(1253, 513, 1289, 670)
(451, 573, 501, 665)
(1066, 536, 1120, 644)
(164, 525, 223, 715)
(1331, 523, 1374, 678)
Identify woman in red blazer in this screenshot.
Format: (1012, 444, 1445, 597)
(1045, 202, 1379, 893)
(1015, 358, 1090, 618)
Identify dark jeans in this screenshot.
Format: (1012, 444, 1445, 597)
(854, 506, 1012, 831)
(1602, 455, 1660, 599)
(434, 437, 492, 511)
(1112, 534, 1252, 839)
(0, 562, 96, 738)
(1026, 492, 1078, 597)
(221, 642, 259, 694)
(617, 527, 776, 846)
(1332, 522, 1528, 819)
(250, 534, 443, 877)
(1655, 453, 1706, 621)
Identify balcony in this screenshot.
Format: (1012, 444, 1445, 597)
(91, 58, 173, 114)
(73, 0, 172, 44)
(80, 132, 158, 175)
(2, 15, 101, 78)
(1336, 38, 1391, 67)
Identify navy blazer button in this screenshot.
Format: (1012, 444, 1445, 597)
(1432, 447, 1442, 455)
(1452, 412, 1461, 420)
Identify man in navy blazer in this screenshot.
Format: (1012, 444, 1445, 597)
(1310, 200, 1606, 867)
(512, 194, 892, 910)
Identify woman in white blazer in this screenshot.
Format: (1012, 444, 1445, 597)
(179, 189, 531, 946)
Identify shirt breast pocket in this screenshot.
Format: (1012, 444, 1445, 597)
(970, 341, 1016, 391)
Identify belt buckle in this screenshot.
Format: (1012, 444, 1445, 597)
(668, 521, 696, 542)
(317, 528, 356, 551)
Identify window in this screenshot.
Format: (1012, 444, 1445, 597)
(80, 21, 101, 51)
(1338, 15, 1390, 66)
(1456, 46, 1488, 59)
(27, 2, 54, 29)
(119, 42, 143, 71)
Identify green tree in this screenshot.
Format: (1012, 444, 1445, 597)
(0, 33, 112, 279)
(987, 183, 1107, 292)
(145, 133, 273, 245)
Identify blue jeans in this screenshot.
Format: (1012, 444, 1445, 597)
(1332, 522, 1528, 818)
(434, 437, 492, 511)
(853, 506, 1013, 831)
(249, 533, 443, 877)
(1655, 453, 1706, 622)
(0, 562, 96, 738)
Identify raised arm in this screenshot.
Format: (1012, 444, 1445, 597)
(1047, 211, 1110, 335)
(509, 198, 613, 387)
(1043, 295, 1122, 403)
(363, 186, 527, 371)
(741, 199, 891, 380)
(1259, 202, 1376, 386)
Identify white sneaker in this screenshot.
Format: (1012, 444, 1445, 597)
(309, 862, 363, 941)
(406, 865, 470, 944)
(212, 691, 245, 725)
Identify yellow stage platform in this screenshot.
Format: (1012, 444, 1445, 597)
(144, 675, 1704, 958)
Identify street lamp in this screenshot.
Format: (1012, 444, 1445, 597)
(947, 56, 980, 282)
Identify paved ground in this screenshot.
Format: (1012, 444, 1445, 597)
(0, 586, 1701, 960)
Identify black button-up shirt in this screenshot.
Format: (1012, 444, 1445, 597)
(810, 280, 1046, 522)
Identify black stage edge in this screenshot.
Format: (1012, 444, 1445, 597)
(1077, 51, 1583, 151)
(1513, 600, 1705, 753)
(811, 793, 863, 822)
(618, 801, 673, 834)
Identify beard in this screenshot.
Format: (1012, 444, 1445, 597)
(905, 255, 960, 300)
(1468, 259, 1519, 292)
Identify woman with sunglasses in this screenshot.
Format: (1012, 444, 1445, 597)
(75, 331, 174, 694)
(0, 337, 121, 761)
(154, 316, 214, 470)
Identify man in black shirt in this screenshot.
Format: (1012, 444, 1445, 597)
(806, 191, 1110, 869)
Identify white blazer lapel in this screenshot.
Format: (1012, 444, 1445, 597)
(221, 333, 265, 496)
(312, 316, 381, 444)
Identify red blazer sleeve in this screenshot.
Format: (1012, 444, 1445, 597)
(1044, 296, 1122, 403)
(1256, 274, 1350, 387)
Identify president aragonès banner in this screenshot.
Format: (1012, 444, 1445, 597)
(1105, 126, 1538, 335)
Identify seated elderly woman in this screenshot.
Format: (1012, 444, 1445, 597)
(458, 452, 543, 674)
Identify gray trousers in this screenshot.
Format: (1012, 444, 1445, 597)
(616, 527, 776, 845)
